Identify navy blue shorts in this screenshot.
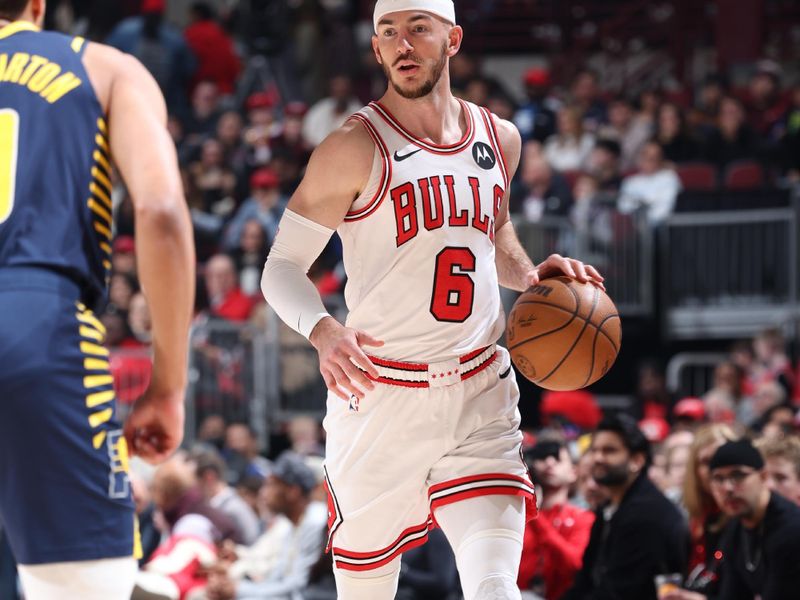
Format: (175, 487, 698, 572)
(0, 267, 137, 565)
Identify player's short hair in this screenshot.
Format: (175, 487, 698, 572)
(0, 0, 28, 19)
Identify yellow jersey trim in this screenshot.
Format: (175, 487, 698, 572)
(0, 21, 39, 40)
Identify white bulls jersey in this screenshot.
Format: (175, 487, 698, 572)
(338, 99, 510, 362)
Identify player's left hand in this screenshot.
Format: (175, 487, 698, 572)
(528, 254, 605, 291)
(123, 388, 185, 465)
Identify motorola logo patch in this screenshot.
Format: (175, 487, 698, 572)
(472, 142, 496, 170)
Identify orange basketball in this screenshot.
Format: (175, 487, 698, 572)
(506, 276, 621, 391)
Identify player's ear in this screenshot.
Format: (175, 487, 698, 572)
(446, 25, 463, 56)
(371, 36, 384, 65)
(32, 0, 46, 27)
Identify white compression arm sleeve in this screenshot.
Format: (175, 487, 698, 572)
(261, 209, 335, 338)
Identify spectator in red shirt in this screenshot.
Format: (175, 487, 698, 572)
(204, 254, 257, 322)
(184, 2, 241, 95)
(519, 435, 595, 600)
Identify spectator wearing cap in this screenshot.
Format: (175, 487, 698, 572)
(563, 415, 688, 600)
(112, 235, 137, 276)
(673, 397, 706, 432)
(201, 452, 328, 600)
(756, 436, 800, 506)
(105, 0, 197, 112)
(679, 424, 738, 597)
(270, 102, 312, 166)
(243, 91, 278, 167)
(519, 436, 595, 600)
(194, 450, 262, 545)
(543, 104, 596, 172)
(184, 2, 241, 95)
(302, 75, 362, 148)
(671, 439, 800, 600)
(513, 66, 558, 143)
(223, 168, 286, 251)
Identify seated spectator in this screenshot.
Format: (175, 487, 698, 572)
(105, 0, 196, 112)
(270, 101, 312, 166)
(756, 436, 800, 506)
(586, 138, 623, 192)
(519, 436, 594, 600)
(188, 137, 237, 216)
(752, 328, 795, 397)
(100, 308, 139, 348)
(194, 450, 262, 545)
(635, 360, 673, 420)
(663, 432, 694, 505)
(743, 60, 788, 139)
(112, 235, 137, 276)
(598, 95, 653, 171)
(563, 415, 688, 600)
(203, 254, 257, 322)
(688, 73, 728, 136)
(758, 404, 797, 439)
(223, 168, 286, 251)
(513, 67, 558, 143)
(109, 271, 139, 312)
(543, 104, 595, 172)
(618, 141, 682, 225)
(511, 153, 573, 221)
(570, 69, 607, 132)
(287, 415, 325, 457)
(692, 440, 800, 599)
(570, 174, 614, 251)
(243, 91, 279, 168)
(680, 424, 738, 596)
(302, 75, 362, 148)
(223, 423, 272, 483)
(128, 292, 153, 345)
(184, 80, 223, 141)
(750, 381, 788, 430)
(215, 111, 248, 177)
(703, 361, 745, 423)
(229, 219, 270, 297)
(184, 2, 241, 95)
(132, 455, 240, 600)
(574, 450, 610, 512)
(702, 96, 759, 170)
(656, 102, 700, 163)
(198, 452, 328, 600)
(197, 414, 228, 452)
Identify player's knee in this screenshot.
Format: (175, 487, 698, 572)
(333, 557, 401, 600)
(471, 573, 521, 600)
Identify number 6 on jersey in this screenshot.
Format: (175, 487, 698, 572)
(430, 246, 476, 322)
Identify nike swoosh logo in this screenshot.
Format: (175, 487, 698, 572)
(394, 148, 422, 161)
(499, 367, 512, 379)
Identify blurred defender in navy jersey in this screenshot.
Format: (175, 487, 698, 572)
(0, 1, 194, 598)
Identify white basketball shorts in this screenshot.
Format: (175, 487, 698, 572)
(322, 344, 536, 572)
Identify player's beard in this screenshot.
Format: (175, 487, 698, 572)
(383, 41, 448, 99)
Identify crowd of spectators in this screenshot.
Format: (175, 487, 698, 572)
(2, 1, 800, 599)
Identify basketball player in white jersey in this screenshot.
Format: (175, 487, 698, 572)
(261, 1, 603, 598)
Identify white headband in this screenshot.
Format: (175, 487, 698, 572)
(373, 0, 456, 34)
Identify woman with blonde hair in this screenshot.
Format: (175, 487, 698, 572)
(679, 423, 738, 597)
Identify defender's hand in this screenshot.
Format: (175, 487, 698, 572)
(309, 316, 383, 401)
(529, 253, 605, 291)
(123, 388, 185, 464)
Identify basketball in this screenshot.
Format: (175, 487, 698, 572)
(506, 277, 621, 391)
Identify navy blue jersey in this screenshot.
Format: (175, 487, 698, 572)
(0, 22, 112, 306)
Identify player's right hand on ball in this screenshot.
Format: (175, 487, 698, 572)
(123, 387, 185, 464)
(309, 316, 383, 401)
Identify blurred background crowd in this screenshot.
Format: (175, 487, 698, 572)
(2, 0, 800, 598)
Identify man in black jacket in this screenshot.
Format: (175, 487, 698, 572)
(707, 439, 800, 600)
(563, 415, 688, 600)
